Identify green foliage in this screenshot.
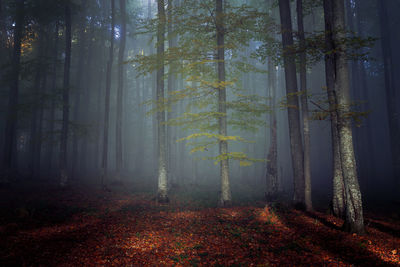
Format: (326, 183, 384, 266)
(132, 0, 271, 168)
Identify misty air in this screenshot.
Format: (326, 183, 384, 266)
(0, 0, 399, 265)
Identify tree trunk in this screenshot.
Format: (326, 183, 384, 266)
(35, 37, 48, 178)
(0, 0, 8, 54)
(3, 0, 24, 171)
(216, 0, 231, 206)
(378, 0, 400, 198)
(116, 0, 126, 178)
(80, 19, 95, 175)
(167, 0, 178, 186)
(278, 0, 305, 207)
(59, 1, 72, 186)
(47, 22, 59, 172)
(324, 0, 365, 234)
(265, 58, 278, 200)
(72, 5, 87, 180)
(101, 0, 115, 187)
(296, 0, 312, 211)
(323, 0, 345, 219)
(29, 29, 44, 178)
(156, 0, 168, 203)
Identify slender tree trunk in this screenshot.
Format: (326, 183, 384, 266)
(278, 0, 305, 207)
(156, 0, 168, 202)
(0, 0, 8, 54)
(80, 19, 95, 175)
(167, 0, 177, 186)
(265, 59, 278, 200)
(72, 6, 87, 180)
(35, 36, 49, 178)
(323, 0, 345, 219)
(59, 1, 72, 186)
(101, 0, 115, 187)
(29, 29, 44, 178)
(378, 0, 400, 198)
(216, 0, 231, 206)
(324, 0, 365, 234)
(3, 0, 24, 171)
(296, 0, 312, 211)
(116, 0, 126, 178)
(47, 22, 59, 172)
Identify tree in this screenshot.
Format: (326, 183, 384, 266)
(47, 21, 59, 172)
(72, 2, 88, 179)
(296, 0, 312, 211)
(378, 0, 400, 198)
(3, 0, 24, 172)
(278, 0, 305, 207)
(101, 0, 115, 187)
(156, 0, 168, 202)
(323, 0, 365, 234)
(322, 0, 345, 219)
(215, 0, 231, 206)
(265, 58, 278, 200)
(116, 0, 127, 178)
(59, 0, 72, 186)
(134, 0, 268, 204)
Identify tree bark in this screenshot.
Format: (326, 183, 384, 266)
(324, 0, 365, 234)
(296, 0, 312, 211)
(216, 0, 231, 206)
(29, 27, 47, 179)
(167, 0, 178, 186)
(378, 0, 400, 198)
(278, 0, 305, 206)
(47, 22, 59, 172)
(156, 0, 168, 202)
(101, 0, 115, 187)
(0, 0, 8, 53)
(323, 0, 345, 219)
(59, 1, 72, 186)
(3, 0, 24, 171)
(115, 0, 126, 178)
(265, 58, 278, 200)
(72, 4, 87, 180)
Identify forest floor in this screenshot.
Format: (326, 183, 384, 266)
(0, 179, 399, 266)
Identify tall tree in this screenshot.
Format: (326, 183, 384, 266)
(47, 21, 59, 171)
(3, 0, 24, 171)
(265, 58, 278, 200)
(323, 0, 345, 218)
(72, 2, 88, 179)
(378, 0, 400, 197)
(324, 0, 365, 234)
(216, 0, 231, 206)
(296, 0, 312, 211)
(167, 0, 178, 185)
(278, 0, 305, 206)
(156, 0, 168, 202)
(116, 0, 126, 178)
(29, 27, 45, 178)
(59, 0, 72, 186)
(101, 0, 115, 186)
(0, 0, 7, 53)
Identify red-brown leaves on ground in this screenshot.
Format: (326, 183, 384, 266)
(0, 185, 399, 266)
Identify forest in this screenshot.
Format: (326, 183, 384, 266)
(0, 0, 399, 265)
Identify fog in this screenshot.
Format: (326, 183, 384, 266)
(0, 0, 400, 264)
